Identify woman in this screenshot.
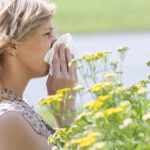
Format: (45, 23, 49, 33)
(0, 0, 78, 149)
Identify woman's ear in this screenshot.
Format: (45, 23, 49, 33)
(5, 45, 17, 56)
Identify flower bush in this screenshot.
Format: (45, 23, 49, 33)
(39, 47, 150, 150)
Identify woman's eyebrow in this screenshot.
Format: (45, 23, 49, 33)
(43, 27, 55, 30)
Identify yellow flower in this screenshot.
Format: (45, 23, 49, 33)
(97, 95, 112, 101)
(104, 74, 116, 78)
(79, 130, 101, 147)
(88, 81, 111, 92)
(85, 57, 94, 62)
(65, 131, 101, 148)
(38, 98, 47, 107)
(48, 128, 67, 145)
(104, 107, 124, 116)
(81, 51, 112, 62)
(56, 88, 71, 95)
(39, 93, 64, 106)
(46, 94, 63, 103)
(65, 138, 82, 148)
(83, 100, 104, 112)
(79, 135, 96, 147)
(84, 53, 100, 62)
(97, 51, 112, 58)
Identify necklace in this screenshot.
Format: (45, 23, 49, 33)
(0, 88, 22, 101)
(0, 93, 9, 100)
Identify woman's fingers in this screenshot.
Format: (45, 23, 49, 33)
(52, 45, 61, 76)
(58, 44, 68, 74)
(65, 48, 77, 81)
(52, 43, 78, 82)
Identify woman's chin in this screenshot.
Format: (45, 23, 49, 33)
(37, 66, 50, 77)
(42, 67, 50, 76)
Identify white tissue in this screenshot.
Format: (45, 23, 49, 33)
(43, 33, 75, 76)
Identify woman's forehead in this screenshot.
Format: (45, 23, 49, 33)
(40, 21, 54, 31)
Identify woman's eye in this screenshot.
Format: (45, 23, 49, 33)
(45, 32, 51, 36)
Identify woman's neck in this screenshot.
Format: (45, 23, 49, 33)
(0, 64, 30, 99)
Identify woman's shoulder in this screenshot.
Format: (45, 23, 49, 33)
(0, 110, 30, 130)
(0, 111, 53, 150)
(0, 99, 56, 138)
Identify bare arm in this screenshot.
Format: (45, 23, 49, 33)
(0, 111, 53, 150)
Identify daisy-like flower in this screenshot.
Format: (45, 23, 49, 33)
(142, 112, 150, 121)
(73, 84, 85, 91)
(93, 111, 105, 119)
(75, 112, 91, 121)
(88, 142, 106, 150)
(123, 118, 133, 127)
(115, 87, 127, 94)
(119, 118, 133, 129)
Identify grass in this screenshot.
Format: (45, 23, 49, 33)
(37, 107, 55, 127)
(51, 0, 150, 33)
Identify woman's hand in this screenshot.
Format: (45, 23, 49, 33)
(46, 43, 78, 127)
(46, 43, 78, 95)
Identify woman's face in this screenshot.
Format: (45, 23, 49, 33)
(15, 20, 56, 78)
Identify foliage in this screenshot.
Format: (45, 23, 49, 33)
(39, 46, 150, 149)
(52, 0, 150, 33)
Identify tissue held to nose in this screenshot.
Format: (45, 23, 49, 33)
(43, 33, 75, 76)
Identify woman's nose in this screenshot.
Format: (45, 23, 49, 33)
(50, 35, 57, 48)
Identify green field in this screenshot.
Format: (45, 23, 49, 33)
(37, 107, 55, 127)
(51, 0, 150, 33)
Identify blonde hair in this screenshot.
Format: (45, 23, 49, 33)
(0, 0, 56, 72)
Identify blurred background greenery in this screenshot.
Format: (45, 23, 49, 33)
(38, 107, 55, 127)
(51, 0, 150, 33)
